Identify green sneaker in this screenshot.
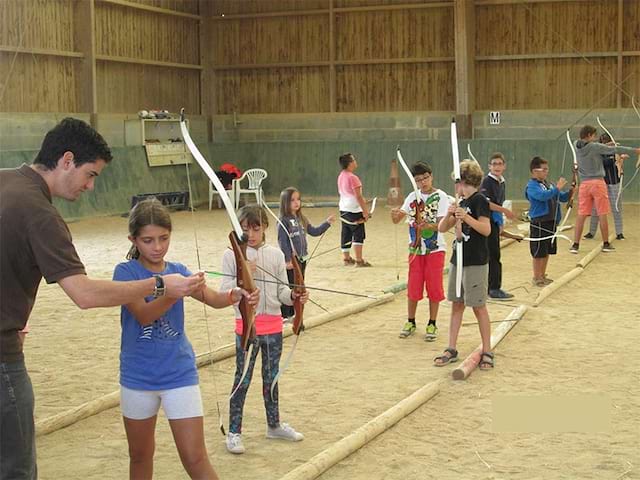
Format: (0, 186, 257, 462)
(399, 322, 416, 338)
(425, 323, 438, 342)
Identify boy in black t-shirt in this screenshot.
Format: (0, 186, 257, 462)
(435, 160, 494, 370)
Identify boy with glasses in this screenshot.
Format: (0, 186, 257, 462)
(391, 162, 450, 341)
(480, 152, 517, 300)
(525, 157, 571, 286)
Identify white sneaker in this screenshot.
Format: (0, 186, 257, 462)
(266, 423, 304, 441)
(226, 432, 245, 454)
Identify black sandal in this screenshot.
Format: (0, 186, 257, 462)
(479, 351, 494, 370)
(433, 348, 458, 367)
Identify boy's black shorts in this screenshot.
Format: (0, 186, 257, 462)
(529, 220, 557, 258)
(340, 211, 366, 248)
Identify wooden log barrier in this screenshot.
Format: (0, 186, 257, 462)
(36, 293, 396, 437)
(279, 381, 440, 480)
(576, 233, 615, 269)
(35, 391, 120, 437)
(533, 267, 583, 307)
(452, 305, 528, 381)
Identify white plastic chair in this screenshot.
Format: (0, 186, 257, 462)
(208, 182, 228, 210)
(232, 168, 268, 208)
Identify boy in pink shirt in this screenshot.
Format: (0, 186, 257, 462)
(337, 153, 371, 267)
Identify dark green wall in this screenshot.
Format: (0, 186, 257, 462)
(212, 138, 640, 203)
(2, 138, 637, 221)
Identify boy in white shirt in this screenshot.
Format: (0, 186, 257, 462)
(391, 162, 450, 341)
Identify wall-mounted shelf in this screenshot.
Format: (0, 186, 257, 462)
(125, 118, 192, 167)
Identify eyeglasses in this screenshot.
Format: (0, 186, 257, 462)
(414, 175, 431, 182)
(534, 167, 549, 172)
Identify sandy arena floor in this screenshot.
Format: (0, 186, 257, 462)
(26, 202, 639, 480)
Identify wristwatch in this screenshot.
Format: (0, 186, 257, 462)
(152, 275, 166, 298)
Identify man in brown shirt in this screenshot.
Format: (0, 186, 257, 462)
(0, 118, 205, 479)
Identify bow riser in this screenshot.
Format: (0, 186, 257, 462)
(291, 255, 305, 335)
(260, 200, 306, 336)
(229, 233, 257, 352)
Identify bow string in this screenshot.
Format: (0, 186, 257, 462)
(180, 110, 257, 403)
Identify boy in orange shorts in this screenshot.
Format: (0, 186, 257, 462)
(570, 125, 640, 253)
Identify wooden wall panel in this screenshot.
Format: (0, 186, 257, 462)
(212, 0, 327, 16)
(96, 3, 200, 64)
(623, 0, 640, 51)
(97, 62, 200, 113)
(0, 0, 77, 112)
(622, 57, 640, 108)
(476, 58, 618, 110)
(0, 54, 78, 112)
(335, 0, 440, 7)
(214, 67, 330, 113)
(213, 16, 329, 65)
(0, 0, 74, 51)
(336, 8, 453, 60)
(336, 63, 455, 112)
(476, 1, 616, 56)
(128, 0, 200, 15)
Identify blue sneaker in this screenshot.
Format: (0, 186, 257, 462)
(489, 289, 514, 300)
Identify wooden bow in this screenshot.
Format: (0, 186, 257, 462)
(290, 255, 305, 335)
(227, 232, 257, 351)
(179, 110, 257, 393)
(552, 130, 578, 242)
(339, 197, 377, 226)
(260, 201, 306, 400)
(597, 116, 624, 212)
(617, 96, 640, 196)
(396, 148, 425, 253)
(450, 119, 463, 298)
(261, 201, 306, 335)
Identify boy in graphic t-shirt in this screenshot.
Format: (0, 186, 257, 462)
(337, 153, 371, 267)
(391, 162, 450, 342)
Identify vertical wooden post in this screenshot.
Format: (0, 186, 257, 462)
(329, 0, 336, 113)
(200, 0, 215, 141)
(616, 0, 623, 108)
(453, 0, 475, 139)
(73, 0, 97, 122)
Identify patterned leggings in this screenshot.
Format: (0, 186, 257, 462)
(229, 332, 282, 434)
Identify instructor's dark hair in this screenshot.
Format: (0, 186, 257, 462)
(33, 117, 112, 170)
